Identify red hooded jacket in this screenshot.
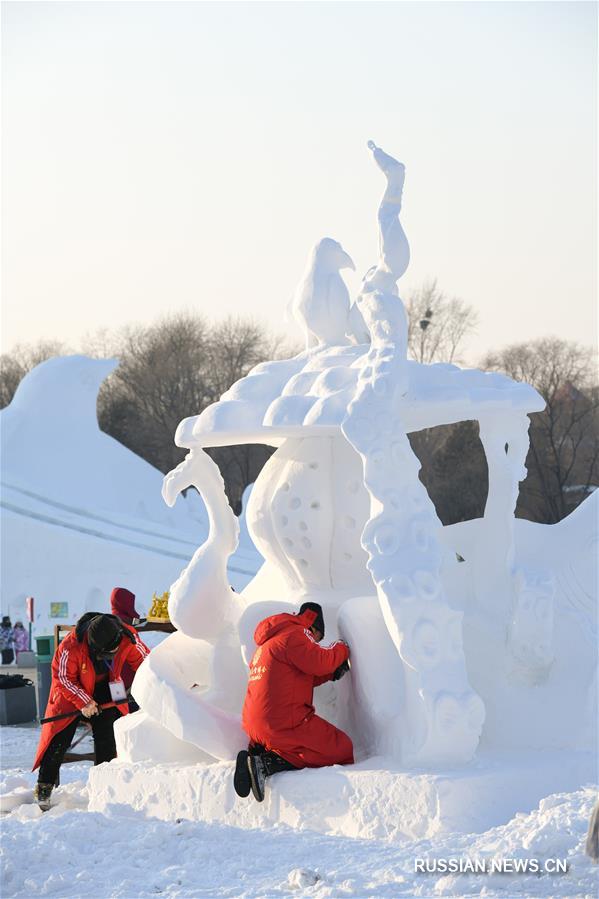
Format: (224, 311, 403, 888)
(110, 587, 140, 623)
(32, 614, 149, 771)
(110, 587, 141, 689)
(241, 609, 349, 746)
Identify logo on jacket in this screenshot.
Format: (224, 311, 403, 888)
(249, 646, 267, 682)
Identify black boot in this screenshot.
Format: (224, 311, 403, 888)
(247, 753, 268, 802)
(247, 751, 296, 803)
(34, 782, 54, 812)
(233, 750, 251, 798)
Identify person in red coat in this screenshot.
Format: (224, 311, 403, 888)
(110, 587, 143, 693)
(32, 612, 149, 810)
(236, 602, 352, 802)
(110, 586, 141, 626)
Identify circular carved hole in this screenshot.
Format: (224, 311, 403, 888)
(344, 552, 352, 561)
(310, 501, 320, 510)
(290, 497, 301, 510)
(283, 537, 293, 549)
(281, 482, 290, 492)
(309, 462, 319, 470)
(301, 537, 311, 550)
(281, 516, 288, 527)
(298, 559, 308, 567)
(299, 521, 308, 531)
(345, 516, 356, 529)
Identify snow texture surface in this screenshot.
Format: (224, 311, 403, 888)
(1, 726, 598, 899)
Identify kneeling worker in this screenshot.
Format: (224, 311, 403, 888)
(32, 612, 150, 810)
(235, 602, 352, 802)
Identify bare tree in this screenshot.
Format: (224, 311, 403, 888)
(410, 421, 489, 525)
(405, 281, 479, 494)
(481, 337, 599, 523)
(406, 279, 478, 365)
(96, 313, 288, 510)
(1, 315, 293, 511)
(96, 313, 213, 474)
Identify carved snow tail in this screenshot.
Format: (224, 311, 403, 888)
(162, 448, 241, 641)
(347, 142, 411, 344)
(342, 145, 484, 767)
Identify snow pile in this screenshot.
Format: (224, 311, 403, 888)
(1, 356, 207, 530)
(87, 749, 596, 841)
(0, 356, 261, 632)
(1, 727, 597, 898)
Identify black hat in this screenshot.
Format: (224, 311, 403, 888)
(299, 602, 325, 638)
(87, 615, 122, 653)
(1, 616, 11, 627)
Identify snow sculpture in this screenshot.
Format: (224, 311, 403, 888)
(291, 238, 355, 349)
(120, 143, 596, 772)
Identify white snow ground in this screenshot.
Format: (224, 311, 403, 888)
(1, 726, 597, 898)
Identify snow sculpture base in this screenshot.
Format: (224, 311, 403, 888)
(115, 711, 212, 765)
(87, 751, 595, 841)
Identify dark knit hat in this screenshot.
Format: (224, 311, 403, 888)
(87, 614, 122, 653)
(299, 602, 325, 638)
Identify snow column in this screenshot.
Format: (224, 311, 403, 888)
(342, 143, 485, 766)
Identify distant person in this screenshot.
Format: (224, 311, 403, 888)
(32, 612, 150, 811)
(13, 621, 29, 659)
(110, 587, 144, 694)
(0, 616, 15, 665)
(235, 602, 352, 802)
(110, 586, 143, 627)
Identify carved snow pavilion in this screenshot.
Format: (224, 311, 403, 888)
(115, 144, 595, 778)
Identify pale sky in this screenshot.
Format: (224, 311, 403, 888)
(2, 1, 597, 361)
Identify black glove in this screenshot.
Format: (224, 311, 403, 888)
(332, 659, 350, 681)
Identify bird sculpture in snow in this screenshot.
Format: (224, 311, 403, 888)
(291, 238, 355, 349)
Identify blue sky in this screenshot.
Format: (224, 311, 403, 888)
(2, 1, 597, 359)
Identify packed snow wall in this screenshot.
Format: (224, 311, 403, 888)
(0, 355, 261, 635)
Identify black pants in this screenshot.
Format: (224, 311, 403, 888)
(1, 649, 14, 665)
(38, 707, 122, 785)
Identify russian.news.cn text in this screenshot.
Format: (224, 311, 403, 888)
(414, 858, 569, 874)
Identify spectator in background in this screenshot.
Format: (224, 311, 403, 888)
(0, 616, 15, 665)
(13, 621, 29, 660)
(110, 588, 143, 695)
(110, 587, 142, 627)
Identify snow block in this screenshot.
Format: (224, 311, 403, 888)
(88, 750, 595, 841)
(114, 711, 212, 765)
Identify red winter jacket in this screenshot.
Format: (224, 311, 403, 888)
(241, 609, 349, 743)
(32, 615, 149, 770)
(110, 587, 140, 623)
(110, 587, 141, 689)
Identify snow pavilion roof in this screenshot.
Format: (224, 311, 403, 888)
(175, 344, 545, 450)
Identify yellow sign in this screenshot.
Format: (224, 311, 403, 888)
(50, 602, 69, 618)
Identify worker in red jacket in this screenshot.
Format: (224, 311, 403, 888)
(236, 602, 352, 802)
(32, 612, 149, 811)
